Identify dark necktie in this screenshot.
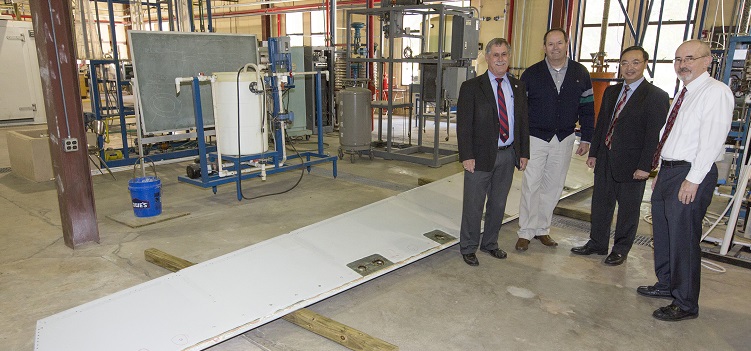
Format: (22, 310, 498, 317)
(496, 78, 509, 142)
(604, 85, 630, 149)
(651, 87, 688, 170)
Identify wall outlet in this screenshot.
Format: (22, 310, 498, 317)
(63, 138, 78, 152)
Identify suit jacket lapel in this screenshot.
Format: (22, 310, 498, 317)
(603, 83, 624, 126)
(480, 72, 497, 112)
(621, 81, 648, 113)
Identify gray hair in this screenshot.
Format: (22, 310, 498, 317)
(485, 38, 511, 54)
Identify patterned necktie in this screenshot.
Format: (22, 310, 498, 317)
(496, 78, 509, 142)
(604, 85, 630, 149)
(651, 87, 688, 170)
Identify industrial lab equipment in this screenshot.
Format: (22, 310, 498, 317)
(337, 87, 373, 162)
(344, 3, 477, 167)
(176, 37, 337, 200)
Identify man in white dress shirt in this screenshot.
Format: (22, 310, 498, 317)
(638, 39, 733, 321)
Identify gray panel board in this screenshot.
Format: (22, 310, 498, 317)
(129, 31, 258, 133)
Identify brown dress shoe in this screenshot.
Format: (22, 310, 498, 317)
(535, 235, 558, 247)
(515, 238, 530, 251)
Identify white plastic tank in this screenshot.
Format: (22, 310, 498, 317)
(212, 71, 268, 155)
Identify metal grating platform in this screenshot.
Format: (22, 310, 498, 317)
(551, 215, 653, 247)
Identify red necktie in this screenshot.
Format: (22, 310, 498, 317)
(604, 85, 630, 149)
(651, 87, 688, 170)
(496, 78, 509, 142)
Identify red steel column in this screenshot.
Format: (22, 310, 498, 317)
(29, 0, 99, 248)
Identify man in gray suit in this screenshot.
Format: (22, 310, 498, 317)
(457, 38, 530, 266)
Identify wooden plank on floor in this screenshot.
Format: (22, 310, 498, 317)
(282, 309, 398, 351)
(144, 248, 195, 272)
(144, 248, 398, 351)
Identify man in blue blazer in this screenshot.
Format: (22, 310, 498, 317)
(457, 38, 530, 266)
(571, 46, 669, 265)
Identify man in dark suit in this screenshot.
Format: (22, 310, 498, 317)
(571, 46, 669, 265)
(457, 38, 530, 266)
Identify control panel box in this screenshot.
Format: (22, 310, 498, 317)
(451, 16, 480, 60)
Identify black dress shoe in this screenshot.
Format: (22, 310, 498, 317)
(570, 244, 608, 256)
(652, 304, 698, 321)
(480, 248, 507, 259)
(603, 252, 627, 265)
(636, 285, 672, 299)
(462, 253, 479, 266)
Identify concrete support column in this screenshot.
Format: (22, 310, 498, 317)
(29, 0, 99, 248)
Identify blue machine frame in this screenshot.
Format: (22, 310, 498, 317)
(176, 70, 337, 200)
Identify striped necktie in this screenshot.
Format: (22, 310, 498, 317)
(496, 78, 509, 142)
(604, 85, 630, 149)
(651, 87, 688, 170)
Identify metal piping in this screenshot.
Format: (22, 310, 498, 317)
(507, 0, 515, 43)
(209, 0, 367, 18)
(682, 0, 695, 40)
(367, 0, 374, 91)
(565, 0, 575, 34)
(697, 0, 709, 39)
(548, 0, 554, 30)
(330, 0, 337, 127)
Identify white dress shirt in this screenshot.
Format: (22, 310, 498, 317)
(658, 72, 734, 184)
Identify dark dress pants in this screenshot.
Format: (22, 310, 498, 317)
(589, 152, 647, 254)
(459, 148, 515, 254)
(651, 163, 717, 314)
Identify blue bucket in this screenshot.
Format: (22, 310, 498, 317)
(129, 158, 162, 217)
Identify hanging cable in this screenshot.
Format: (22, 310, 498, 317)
(233, 65, 305, 201)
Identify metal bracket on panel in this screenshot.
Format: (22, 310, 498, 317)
(423, 230, 456, 245)
(19, 104, 36, 112)
(6, 34, 25, 42)
(347, 254, 394, 277)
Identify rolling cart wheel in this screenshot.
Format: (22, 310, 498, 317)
(338, 148, 344, 160)
(369, 151, 374, 160)
(350, 153, 357, 163)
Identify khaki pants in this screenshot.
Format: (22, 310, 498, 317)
(517, 134, 576, 240)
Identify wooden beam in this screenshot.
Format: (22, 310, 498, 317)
(144, 248, 399, 351)
(282, 308, 398, 351)
(144, 248, 195, 272)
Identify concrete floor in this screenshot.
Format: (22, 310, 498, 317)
(1, 119, 750, 351)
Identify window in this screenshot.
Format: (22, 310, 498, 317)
(310, 10, 326, 47)
(640, 0, 698, 96)
(578, 0, 628, 71)
(578, 0, 697, 97)
(286, 12, 303, 47)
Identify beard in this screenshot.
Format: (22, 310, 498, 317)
(677, 68, 696, 83)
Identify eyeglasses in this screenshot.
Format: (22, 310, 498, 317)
(673, 55, 709, 64)
(619, 60, 644, 67)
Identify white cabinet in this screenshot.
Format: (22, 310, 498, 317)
(0, 19, 46, 125)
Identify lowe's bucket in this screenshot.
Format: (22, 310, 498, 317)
(128, 159, 162, 217)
